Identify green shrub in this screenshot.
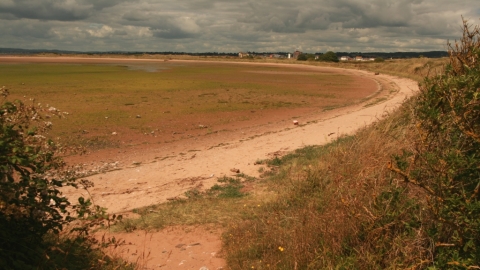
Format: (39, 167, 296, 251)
(317, 51, 339, 62)
(0, 87, 122, 269)
(390, 19, 480, 268)
(297, 53, 308, 61)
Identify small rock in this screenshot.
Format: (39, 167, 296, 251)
(189, 242, 201, 246)
(175, 243, 186, 248)
(293, 120, 299, 125)
(112, 132, 117, 135)
(199, 267, 210, 270)
(136, 115, 141, 118)
(230, 168, 240, 173)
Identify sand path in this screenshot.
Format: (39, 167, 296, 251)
(63, 63, 418, 214)
(52, 60, 419, 270)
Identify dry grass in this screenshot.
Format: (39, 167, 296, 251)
(99, 57, 441, 269)
(222, 100, 432, 269)
(112, 99, 433, 269)
(336, 58, 447, 82)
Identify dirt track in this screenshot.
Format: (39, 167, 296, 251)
(53, 60, 417, 270)
(59, 62, 418, 214)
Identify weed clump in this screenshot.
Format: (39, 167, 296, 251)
(389, 19, 480, 268)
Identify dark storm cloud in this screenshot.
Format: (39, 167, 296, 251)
(0, 0, 478, 52)
(0, 19, 54, 38)
(0, 0, 91, 21)
(0, 0, 128, 21)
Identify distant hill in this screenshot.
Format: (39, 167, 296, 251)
(0, 48, 448, 59)
(335, 51, 448, 59)
(0, 48, 78, 54)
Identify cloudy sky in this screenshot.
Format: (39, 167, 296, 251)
(0, 0, 479, 53)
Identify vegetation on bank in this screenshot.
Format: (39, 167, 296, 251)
(0, 87, 128, 269)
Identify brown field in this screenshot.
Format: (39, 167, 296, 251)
(0, 56, 380, 165)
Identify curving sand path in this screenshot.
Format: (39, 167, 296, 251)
(63, 63, 419, 215)
(57, 61, 419, 270)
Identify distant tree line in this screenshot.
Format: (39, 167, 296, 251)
(0, 48, 448, 59)
(335, 51, 448, 59)
(297, 51, 339, 62)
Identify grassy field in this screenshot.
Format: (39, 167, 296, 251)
(0, 59, 376, 149)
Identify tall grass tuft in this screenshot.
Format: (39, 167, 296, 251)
(222, 99, 433, 269)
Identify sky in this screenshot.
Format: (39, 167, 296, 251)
(0, 0, 479, 53)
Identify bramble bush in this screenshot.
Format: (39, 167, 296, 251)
(390, 19, 480, 268)
(0, 87, 122, 269)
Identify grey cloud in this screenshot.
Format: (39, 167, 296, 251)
(123, 10, 147, 22)
(0, 0, 92, 21)
(82, 0, 131, 10)
(331, 0, 416, 28)
(149, 16, 201, 39)
(0, 0, 128, 21)
(0, 20, 54, 38)
(0, 0, 479, 52)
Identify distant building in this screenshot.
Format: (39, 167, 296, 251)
(340, 56, 349, 61)
(293, 50, 302, 59)
(238, 52, 249, 58)
(355, 56, 363, 61)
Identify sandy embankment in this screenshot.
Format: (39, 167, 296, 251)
(61, 62, 418, 214)
(48, 60, 418, 270)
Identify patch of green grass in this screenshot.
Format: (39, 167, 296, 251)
(208, 177, 245, 198)
(322, 105, 341, 111)
(364, 97, 388, 107)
